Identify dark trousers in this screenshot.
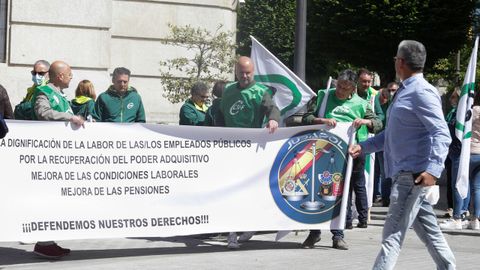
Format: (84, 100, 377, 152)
(346, 154, 368, 224)
(310, 229, 344, 240)
(373, 152, 382, 198)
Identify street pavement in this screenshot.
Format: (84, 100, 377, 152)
(0, 204, 478, 270)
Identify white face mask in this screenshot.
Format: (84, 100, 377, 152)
(32, 74, 46, 86)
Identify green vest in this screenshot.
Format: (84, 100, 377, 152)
(31, 85, 73, 119)
(316, 89, 369, 142)
(221, 82, 270, 128)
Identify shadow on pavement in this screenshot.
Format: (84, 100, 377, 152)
(0, 237, 301, 266)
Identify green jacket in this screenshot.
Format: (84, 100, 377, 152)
(358, 86, 385, 125)
(31, 85, 73, 120)
(179, 98, 208, 126)
(303, 89, 382, 142)
(218, 81, 280, 128)
(94, 86, 145, 123)
(71, 96, 97, 119)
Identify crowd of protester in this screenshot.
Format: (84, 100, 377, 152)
(0, 39, 477, 270)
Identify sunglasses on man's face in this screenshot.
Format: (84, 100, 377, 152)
(31, 71, 48, 76)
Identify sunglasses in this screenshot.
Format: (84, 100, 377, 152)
(31, 71, 48, 76)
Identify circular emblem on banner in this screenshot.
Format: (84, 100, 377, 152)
(269, 129, 348, 224)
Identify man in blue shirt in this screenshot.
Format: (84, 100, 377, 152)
(349, 40, 455, 270)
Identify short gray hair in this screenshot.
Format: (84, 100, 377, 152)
(190, 81, 208, 96)
(397, 40, 426, 72)
(34, 60, 50, 69)
(112, 67, 131, 80)
(337, 69, 357, 85)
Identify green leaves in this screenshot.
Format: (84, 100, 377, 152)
(238, 0, 475, 88)
(159, 24, 237, 103)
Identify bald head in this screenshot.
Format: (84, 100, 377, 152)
(235, 56, 255, 88)
(49, 61, 73, 89)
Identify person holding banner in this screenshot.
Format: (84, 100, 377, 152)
(349, 40, 455, 269)
(216, 56, 280, 133)
(31, 60, 84, 259)
(217, 56, 280, 249)
(32, 61, 84, 126)
(301, 69, 382, 250)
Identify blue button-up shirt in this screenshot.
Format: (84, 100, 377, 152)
(359, 73, 451, 178)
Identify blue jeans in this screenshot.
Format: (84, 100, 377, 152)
(346, 154, 368, 224)
(374, 152, 382, 198)
(469, 154, 480, 218)
(372, 172, 455, 270)
(375, 152, 392, 203)
(450, 154, 470, 219)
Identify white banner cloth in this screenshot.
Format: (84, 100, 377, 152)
(0, 121, 353, 241)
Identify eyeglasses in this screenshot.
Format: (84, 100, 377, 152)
(393, 56, 404, 63)
(31, 71, 48, 76)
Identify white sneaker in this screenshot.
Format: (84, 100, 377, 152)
(238, 231, 255, 243)
(439, 219, 462, 230)
(227, 232, 239, 249)
(469, 218, 480, 230)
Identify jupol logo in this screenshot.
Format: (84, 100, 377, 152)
(127, 102, 134, 110)
(269, 130, 348, 224)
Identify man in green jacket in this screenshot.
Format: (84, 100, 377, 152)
(217, 56, 280, 249)
(32, 60, 84, 259)
(301, 69, 382, 250)
(94, 67, 146, 122)
(217, 56, 279, 133)
(179, 81, 209, 125)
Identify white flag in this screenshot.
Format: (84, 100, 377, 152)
(455, 36, 478, 199)
(250, 36, 316, 123)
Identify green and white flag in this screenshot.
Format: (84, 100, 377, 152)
(455, 36, 478, 199)
(250, 36, 316, 123)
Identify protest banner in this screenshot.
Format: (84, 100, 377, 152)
(0, 121, 353, 241)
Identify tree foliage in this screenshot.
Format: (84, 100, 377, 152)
(237, 0, 475, 89)
(237, 0, 296, 68)
(309, 0, 475, 84)
(159, 24, 236, 103)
